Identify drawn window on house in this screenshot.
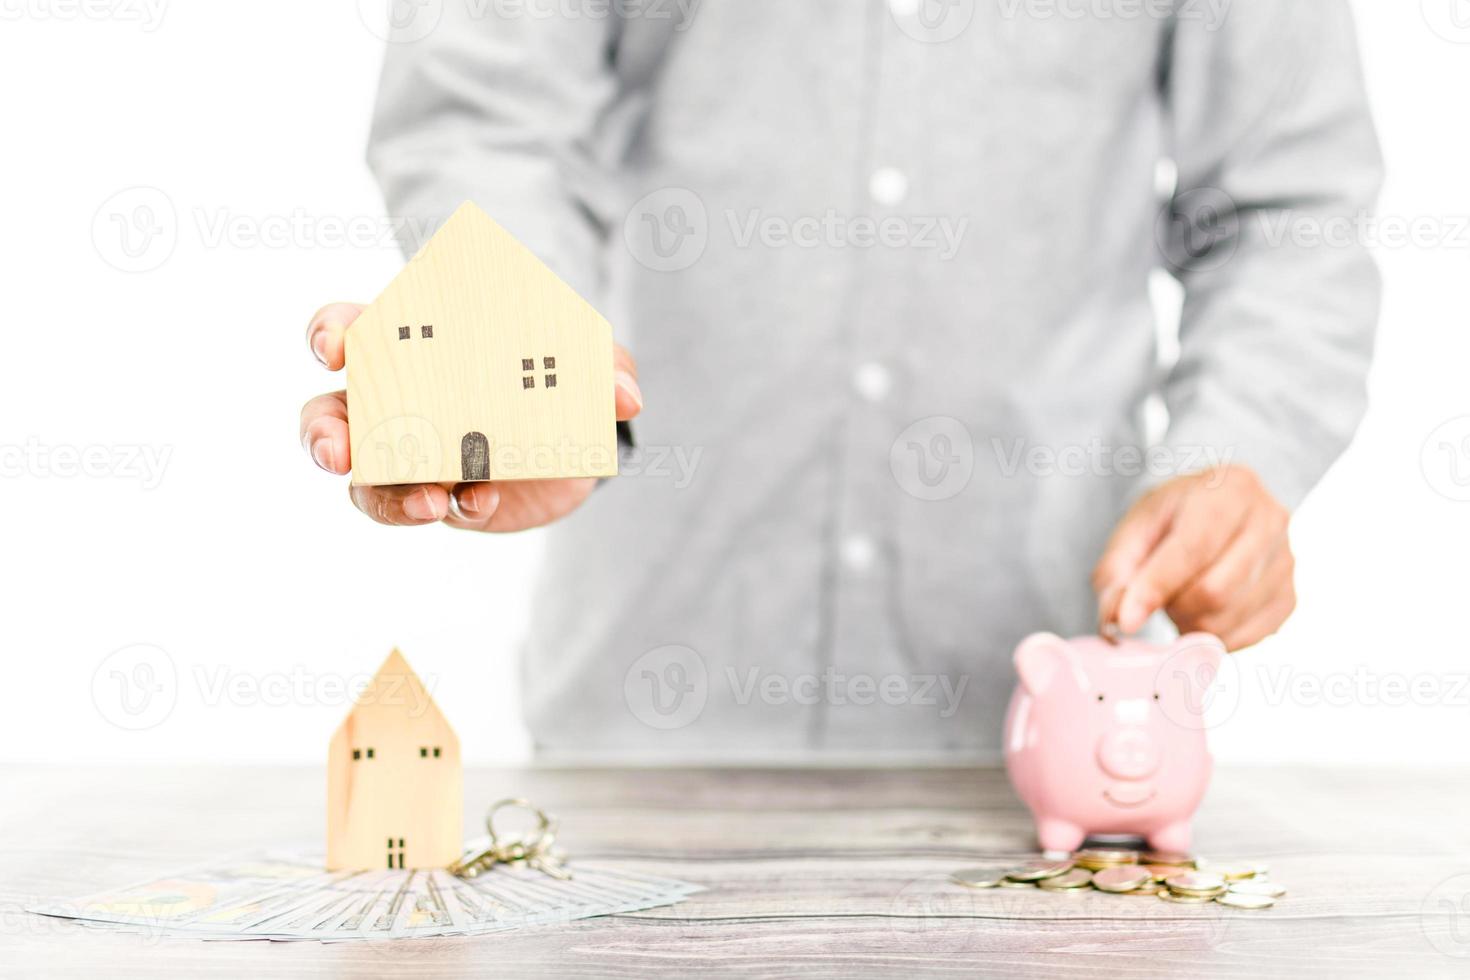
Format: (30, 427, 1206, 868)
(387, 838, 405, 870)
(421, 325, 433, 338)
(398, 326, 410, 340)
(522, 356, 556, 391)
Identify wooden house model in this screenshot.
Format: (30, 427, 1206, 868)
(345, 200, 618, 486)
(326, 649, 462, 870)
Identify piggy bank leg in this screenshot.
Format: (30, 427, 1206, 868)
(1036, 818, 1086, 854)
(1146, 822, 1192, 854)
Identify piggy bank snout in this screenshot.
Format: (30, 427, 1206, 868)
(1096, 728, 1162, 780)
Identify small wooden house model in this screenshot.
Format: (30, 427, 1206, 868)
(326, 649, 462, 870)
(346, 200, 618, 486)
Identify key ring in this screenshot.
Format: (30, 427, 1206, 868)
(487, 797, 556, 857)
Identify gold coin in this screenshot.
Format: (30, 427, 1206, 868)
(1195, 858, 1261, 881)
(952, 867, 1009, 889)
(1091, 865, 1153, 893)
(1145, 864, 1181, 881)
(1074, 848, 1139, 870)
(1037, 869, 1094, 890)
(1126, 881, 1165, 895)
(1141, 851, 1194, 867)
(1229, 879, 1286, 899)
(1006, 861, 1073, 882)
(999, 878, 1036, 888)
(1165, 871, 1227, 895)
(1159, 891, 1216, 904)
(1216, 891, 1276, 910)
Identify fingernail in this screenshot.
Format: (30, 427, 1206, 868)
(452, 485, 499, 520)
(615, 370, 643, 411)
(310, 324, 330, 366)
(309, 437, 335, 473)
(403, 488, 440, 522)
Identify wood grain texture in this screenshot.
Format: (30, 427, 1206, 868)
(6, 765, 1470, 978)
(345, 201, 617, 486)
(325, 650, 461, 870)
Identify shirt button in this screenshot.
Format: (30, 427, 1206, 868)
(868, 167, 908, 207)
(852, 362, 892, 402)
(841, 535, 877, 573)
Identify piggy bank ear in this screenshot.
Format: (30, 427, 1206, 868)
(1013, 633, 1074, 696)
(1169, 632, 1226, 687)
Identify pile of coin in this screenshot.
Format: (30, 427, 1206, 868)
(952, 847, 1284, 909)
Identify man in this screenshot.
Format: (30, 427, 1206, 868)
(300, 0, 1381, 758)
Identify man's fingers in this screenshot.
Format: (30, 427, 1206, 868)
(445, 483, 503, 530)
(306, 302, 364, 371)
(1092, 490, 1172, 597)
(348, 483, 449, 526)
(1115, 492, 1252, 634)
(1165, 506, 1285, 624)
(1217, 552, 1298, 651)
(300, 391, 351, 475)
(612, 343, 643, 422)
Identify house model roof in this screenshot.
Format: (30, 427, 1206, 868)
(346, 201, 618, 486)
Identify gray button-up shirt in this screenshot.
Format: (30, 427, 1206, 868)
(367, 0, 1382, 759)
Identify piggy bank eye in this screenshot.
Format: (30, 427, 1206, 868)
(1152, 692, 1160, 700)
(1095, 694, 1105, 702)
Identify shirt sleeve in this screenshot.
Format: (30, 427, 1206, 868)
(1153, 0, 1384, 510)
(365, 6, 623, 305)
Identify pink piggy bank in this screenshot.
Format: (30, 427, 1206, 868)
(1003, 631, 1226, 854)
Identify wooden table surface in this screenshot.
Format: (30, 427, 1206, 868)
(5, 764, 1470, 978)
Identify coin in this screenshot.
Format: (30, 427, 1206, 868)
(1141, 851, 1194, 867)
(1006, 861, 1073, 882)
(1074, 848, 1139, 870)
(999, 879, 1036, 888)
(1164, 871, 1228, 896)
(1145, 864, 1181, 881)
(1216, 891, 1276, 910)
(1196, 858, 1262, 881)
(1159, 891, 1217, 904)
(952, 867, 1009, 889)
(1037, 869, 1094, 890)
(1229, 879, 1286, 898)
(1092, 865, 1153, 893)
(1126, 881, 1165, 895)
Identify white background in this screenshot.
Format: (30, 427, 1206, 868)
(0, 1, 1466, 767)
